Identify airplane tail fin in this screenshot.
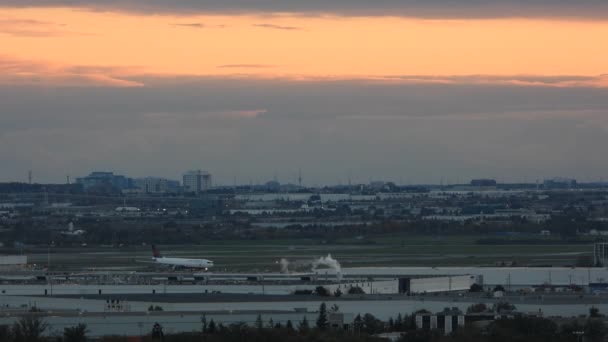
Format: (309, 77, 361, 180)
(152, 245, 161, 258)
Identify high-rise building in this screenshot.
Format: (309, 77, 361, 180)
(183, 170, 212, 193)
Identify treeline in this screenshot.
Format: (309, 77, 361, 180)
(0, 316, 88, 342)
(2, 304, 608, 342)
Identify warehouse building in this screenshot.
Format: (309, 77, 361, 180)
(0, 255, 27, 270)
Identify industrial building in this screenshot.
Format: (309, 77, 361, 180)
(76, 171, 133, 190)
(0, 255, 27, 270)
(416, 311, 466, 335)
(323, 275, 476, 295)
(594, 242, 608, 266)
(134, 177, 180, 194)
(0, 270, 477, 297)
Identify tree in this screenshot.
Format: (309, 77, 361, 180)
(414, 309, 431, 315)
(348, 286, 365, 295)
(488, 316, 557, 342)
(394, 313, 403, 331)
(330, 304, 340, 313)
(12, 315, 48, 342)
(315, 286, 330, 297)
(298, 316, 310, 333)
(397, 329, 434, 342)
(467, 303, 489, 314)
(64, 324, 88, 342)
(362, 313, 384, 334)
(493, 285, 506, 292)
(585, 318, 607, 342)
(402, 314, 416, 331)
(445, 325, 485, 342)
(334, 288, 343, 297)
(469, 283, 484, 292)
(201, 314, 208, 333)
(0, 325, 11, 342)
(316, 303, 329, 330)
(286, 320, 294, 331)
(388, 318, 395, 331)
(353, 314, 363, 334)
(493, 301, 516, 313)
(590, 306, 602, 318)
(207, 319, 216, 333)
(267, 318, 274, 329)
(151, 323, 164, 340)
(560, 320, 584, 336)
(255, 314, 263, 330)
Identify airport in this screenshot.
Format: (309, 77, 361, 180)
(3, 179, 608, 339)
(3, 248, 608, 337)
(3, 3, 608, 339)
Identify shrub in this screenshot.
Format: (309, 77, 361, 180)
(348, 286, 365, 295)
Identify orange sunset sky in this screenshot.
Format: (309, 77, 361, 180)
(1, 6, 607, 85)
(1, 1, 608, 184)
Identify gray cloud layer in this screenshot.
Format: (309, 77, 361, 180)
(216, 64, 275, 69)
(253, 24, 302, 31)
(1, 0, 608, 19)
(1, 76, 607, 185)
(0, 18, 78, 37)
(169, 22, 206, 28)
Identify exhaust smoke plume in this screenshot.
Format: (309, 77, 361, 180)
(279, 258, 289, 273)
(277, 254, 343, 279)
(312, 254, 341, 274)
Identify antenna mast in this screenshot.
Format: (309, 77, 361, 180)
(298, 168, 302, 188)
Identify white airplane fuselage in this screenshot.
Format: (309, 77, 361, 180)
(61, 230, 86, 236)
(152, 256, 214, 269)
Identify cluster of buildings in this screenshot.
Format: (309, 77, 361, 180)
(76, 170, 212, 194)
(2, 174, 608, 249)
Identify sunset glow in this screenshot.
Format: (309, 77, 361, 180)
(1, 2, 608, 184)
(1, 7, 607, 85)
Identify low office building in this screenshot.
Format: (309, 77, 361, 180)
(183, 170, 212, 193)
(134, 177, 180, 194)
(76, 171, 133, 191)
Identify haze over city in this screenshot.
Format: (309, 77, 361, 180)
(1, 1, 608, 185)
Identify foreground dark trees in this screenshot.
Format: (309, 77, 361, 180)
(3, 307, 608, 342)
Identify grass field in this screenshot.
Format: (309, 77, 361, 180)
(15, 234, 594, 272)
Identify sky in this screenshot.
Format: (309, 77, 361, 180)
(0, 1, 607, 185)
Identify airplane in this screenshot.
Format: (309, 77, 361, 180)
(151, 245, 214, 271)
(61, 222, 86, 237)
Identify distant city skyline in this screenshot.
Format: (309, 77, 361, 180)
(3, 168, 600, 187)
